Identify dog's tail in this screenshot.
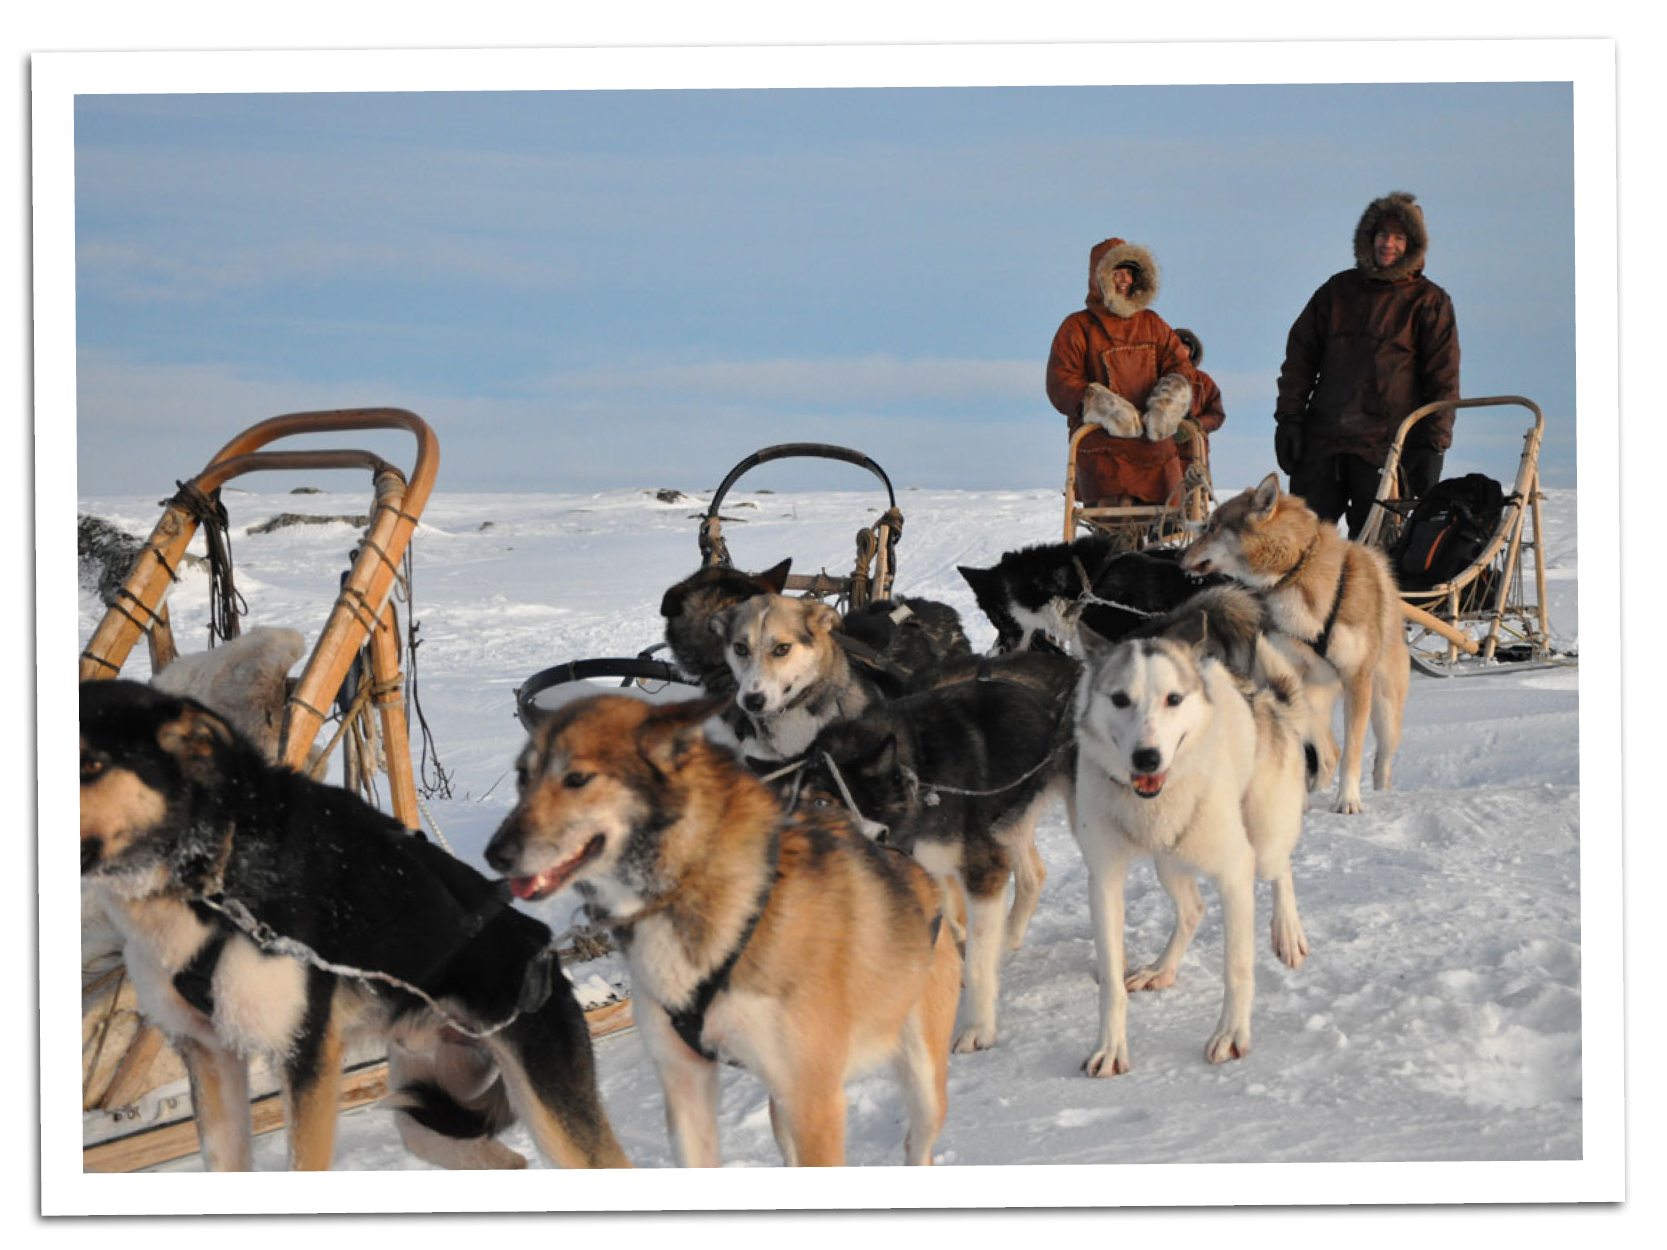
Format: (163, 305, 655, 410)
(391, 1074, 525, 1170)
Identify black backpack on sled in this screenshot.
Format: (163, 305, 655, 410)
(1389, 473, 1507, 592)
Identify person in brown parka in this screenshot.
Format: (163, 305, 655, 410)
(1046, 238, 1198, 507)
(1274, 191, 1461, 536)
(1172, 326, 1224, 472)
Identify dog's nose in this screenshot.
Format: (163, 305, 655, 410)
(483, 827, 518, 873)
(1131, 747, 1162, 775)
(80, 837, 102, 874)
(743, 692, 767, 713)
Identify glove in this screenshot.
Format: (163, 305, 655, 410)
(1142, 373, 1192, 441)
(1274, 422, 1304, 474)
(1081, 383, 1143, 439)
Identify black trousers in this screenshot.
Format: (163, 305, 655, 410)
(1289, 447, 1444, 539)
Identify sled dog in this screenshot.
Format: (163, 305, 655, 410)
(79, 679, 627, 1171)
(1072, 624, 1310, 1076)
(840, 596, 975, 692)
(149, 625, 306, 761)
(959, 536, 1226, 654)
(710, 592, 885, 761)
(660, 558, 794, 694)
(486, 694, 962, 1167)
(799, 649, 1080, 1053)
(1181, 473, 1410, 813)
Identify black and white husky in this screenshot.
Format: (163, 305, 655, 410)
(797, 649, 1081, 1052)
(958, 536, 1226, 654)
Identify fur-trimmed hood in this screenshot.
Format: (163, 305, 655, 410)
(1088, 238, 1160, 318)
(1353, 191, 1429, 283)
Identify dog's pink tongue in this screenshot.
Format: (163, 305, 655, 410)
(1133, 773, 1166, 796)
(507, 873, 548, 901)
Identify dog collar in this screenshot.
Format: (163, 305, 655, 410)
(1270, 537, 1322, 592)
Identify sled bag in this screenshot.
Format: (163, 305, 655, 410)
(1391, 473, 1507, 592)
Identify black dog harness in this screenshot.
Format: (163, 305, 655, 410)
(1271, 537, 1348, 660)
(666, 825, 782, 1063)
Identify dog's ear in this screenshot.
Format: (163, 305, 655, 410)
(1078, 620, 1115, 660)
(851, 728, 898, 778)
(957, 565, 990, 596)
(757, 558, 793, 595)
(659, 581, 687, 619)
(638, 695, 725, 769)
(1251, 473, 1282, 520)
(156, 701, 236, 778)
(1167, 609, 1211, 653)
(806, 600, 842, 635)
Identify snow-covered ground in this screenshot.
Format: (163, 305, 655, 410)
(71, 477, 1594, 1203)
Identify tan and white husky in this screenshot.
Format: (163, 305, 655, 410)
(486, 694, 962, 1167)
(710, 593, 882, 760)
(1182, 472, 1411, 814)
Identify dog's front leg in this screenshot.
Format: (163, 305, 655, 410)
(175, 1035, 254, 1171)
(1205, 849, 1256, 1064)
(1125, 854, 1204, 992)
(637, 1001, 722, 1167)
(282, 1010, 345, 1170)
(1079, 833, 1135, 1077)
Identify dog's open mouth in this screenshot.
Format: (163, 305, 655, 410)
(507, 834, 605, 902)
(1131, 772, 1166, 799)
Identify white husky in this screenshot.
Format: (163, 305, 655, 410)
(1072, 623, 1310, 1076)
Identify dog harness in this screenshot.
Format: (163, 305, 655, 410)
(665, 824, 783, 1063)
(1271, 536, 1348, 659)
(1315, 560, 1350, 659)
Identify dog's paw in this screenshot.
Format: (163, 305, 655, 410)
(952, 1021, 997, 1053)
(1205, 1025, 1252, 1064)
(1124, 964, 1178, 992)
(1332, 790, 1364, 815)
(1084, 1044, 1131, 1078)
(1271, 917, 1309, 970)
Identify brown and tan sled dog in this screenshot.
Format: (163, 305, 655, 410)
(486, 693, 963, 1167)
(1181, 473, 1411, 814)
(79, 679, 628, 1171)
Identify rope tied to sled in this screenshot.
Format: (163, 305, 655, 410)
(167, 480, 246, 646)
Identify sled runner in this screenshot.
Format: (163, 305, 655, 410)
(1063, 418, 1216, 548)
(1357, 396, 1572, 678)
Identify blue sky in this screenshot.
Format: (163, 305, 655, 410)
(73, 80, 1576, 497)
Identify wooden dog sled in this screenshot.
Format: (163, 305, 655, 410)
(1358, 396, 1572, 678)
(78, 409, 629, 1173)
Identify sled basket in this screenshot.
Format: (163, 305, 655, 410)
(1063, 419, 1215, 550)
(514, 653, 705, 731)
(698, 442, 903, 611)
(1358, 396, 1571, 677)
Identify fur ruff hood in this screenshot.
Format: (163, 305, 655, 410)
(1088, 238, 1161, 318)
(1353, 191, 1429, 283)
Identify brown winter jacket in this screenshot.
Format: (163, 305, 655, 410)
(1275, 192, 1461, 465)
(1046, 239, 1198, 505)
(1180, 366, 1225, 467)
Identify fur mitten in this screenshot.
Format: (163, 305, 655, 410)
(1081, 383, 1143, 439)
(1142, 373, 1192, 441)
